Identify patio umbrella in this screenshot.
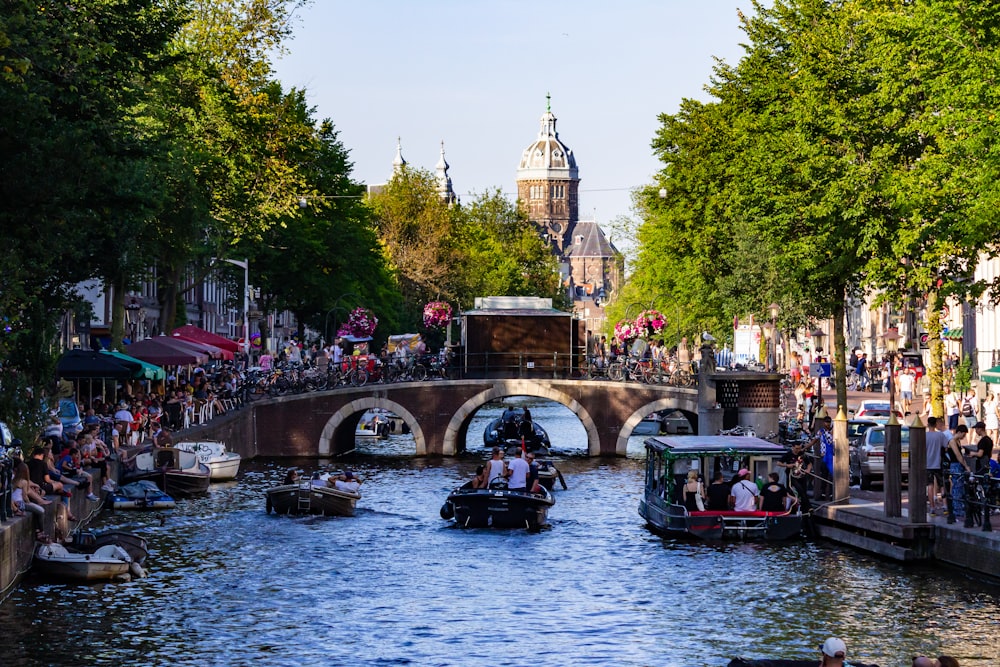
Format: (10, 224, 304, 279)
(168, 334, 232, 361)
(172, 324, 241, 354)
(127, 336, 209, 366)
(100, 350, 166, 381)
(57, 349, 137, 379)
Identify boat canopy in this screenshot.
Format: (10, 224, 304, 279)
(644, 435, 787, 462)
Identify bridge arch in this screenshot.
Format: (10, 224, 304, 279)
(616, 399, 699, 456)
(443, 379, 601, 456)
(319, 397, 427, 456)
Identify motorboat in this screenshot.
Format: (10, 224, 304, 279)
(121, 445, 211, 497)
(34, 542, 133, 582)
(265, 473, 361, 517)
(483, 407, 551, 455)
(109, 480, 177, 510)
(66, 530, 149, 565)
(535, 459, 567, 491)
(631, 413, 664, 436)
(728, 659, 880, 667)
(440, 479, 554, 529)
(355, 409, 391, 439)
(638, 435, 803, 541)
(175, 440, 242, 481)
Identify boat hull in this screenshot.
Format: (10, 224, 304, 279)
(122, 446, 211, 497)
(640, 496, 802, 541)
(34, 543, 132, 582)
(265, 482, 360, 517)
(443, 483, 554, 529)
(174, 442, 242, 481)
(110, 480, 176, 510)
(67, 531, 149, 565)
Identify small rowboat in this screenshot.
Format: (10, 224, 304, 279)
(34, 543, 133, 582)
(175, 441, 242, 481)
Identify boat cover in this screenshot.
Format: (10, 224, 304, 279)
(119, 480, 167, 499)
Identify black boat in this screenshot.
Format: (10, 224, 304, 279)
(121, 445, 211, 498)
(639, 435, 802, 541)
(440, 478, 554, 529)
(728, 659, 879, 667)
(265, 473, 361, 517)
(483, 407, 551, 454)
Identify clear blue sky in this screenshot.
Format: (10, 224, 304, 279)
(273, 1, 753, 251)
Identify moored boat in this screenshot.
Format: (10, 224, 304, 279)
(66, 530, 149, 566)
(728, 658, 880, 667)
(638, 435, 803, 541)
(34, 542, 133, 582)
(110, 480, 176, 510)
(440, 479, 554, 529)
(265, 473, 361, 517)
(175, 440, 242, 481)
(483, 406, 551, 455)
(122, 446, 211, 497)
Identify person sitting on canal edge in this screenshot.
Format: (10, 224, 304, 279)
(819, 637, 847, 666)
(706, 471, 730, 511)
(729, 469, 759, 511)
(759, 472, 795, 512)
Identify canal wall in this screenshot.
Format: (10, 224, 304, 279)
(0, 463, 111, 600)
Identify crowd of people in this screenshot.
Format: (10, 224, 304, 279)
(470, 446, 545, 494)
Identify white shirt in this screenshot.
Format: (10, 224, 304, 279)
(898, 372, 915, 393)
(730, 479, 759, 511)
(507, 457, 529, 489)
(486, 459, 506, 483)
(335, 479, 361, 493)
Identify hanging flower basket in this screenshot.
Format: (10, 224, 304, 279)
(422, 301, 452, 329)
(337, 307, 378, 338)
(634, 309, 666, 339)
(614, 319, 639, 343)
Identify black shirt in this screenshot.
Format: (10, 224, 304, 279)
(27, 457, 49, 487)
(760, 483, 789, 512)
(706, 482, 730, 511)
(975, 435, 994, 473)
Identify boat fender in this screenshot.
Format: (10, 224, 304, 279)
(440, 502, 454, 520)
(130, 561, 147, 579)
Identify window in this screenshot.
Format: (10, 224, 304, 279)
(551, 184, 565, 199)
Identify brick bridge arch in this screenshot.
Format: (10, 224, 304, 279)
(239, 379, 702, 458)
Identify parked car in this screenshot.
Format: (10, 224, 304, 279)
(846, 419, 879, 485)
(853, 424, 910, 490)
(853, 399, 904, 423)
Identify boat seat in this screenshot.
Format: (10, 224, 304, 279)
(690, 510, 787, 518)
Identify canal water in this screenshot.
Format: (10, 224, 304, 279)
(1, 398, 998, 667)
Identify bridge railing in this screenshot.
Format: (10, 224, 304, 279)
(458, 351, 698, 387)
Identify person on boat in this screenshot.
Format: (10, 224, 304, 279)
(705, 472, 730, 511)
(778, 441, 812, 513)
(152, 424, 173, 448)
(759, 472, 795, 512)
(728, 469, 759, 512)
(525, 452, 543, 494)
(334, 471, 362, 493)
(682, 470, 706, 512)
(283, 469, 301, 485)
(506, 449, 529, 491)
(471, 465, 488, 489)
(519, 408, 533, 439)
(818, 637, 847, 666)
(485, 447, 507, 485)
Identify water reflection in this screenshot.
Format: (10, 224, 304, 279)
(0, 399, 997, 666)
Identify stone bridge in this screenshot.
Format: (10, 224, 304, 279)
(188, 368, 781, 458)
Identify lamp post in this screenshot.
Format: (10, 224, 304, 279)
(811, 327, 827, 421)
(769, 302, 780, 371)
(125, 297, 142, 344)
(882, 327, 900, 408)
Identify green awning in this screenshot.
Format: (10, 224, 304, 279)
(981, 364, 1000, 384)
(942, 328, 963, 340)
(101, 349, 166, 381)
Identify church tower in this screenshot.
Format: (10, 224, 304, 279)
(435, 141, 458, 205)
(515, 95, 579, 253)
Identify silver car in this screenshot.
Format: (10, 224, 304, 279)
(855, 425, 910, 490)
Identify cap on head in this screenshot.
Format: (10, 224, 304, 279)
(821, 637, 846, 658)
(343, 471, 354, 480)
(737, 468, 750, 477)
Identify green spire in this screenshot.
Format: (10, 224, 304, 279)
(546, 92, 551, 112)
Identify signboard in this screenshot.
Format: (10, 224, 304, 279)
(810, 363, 832, 378)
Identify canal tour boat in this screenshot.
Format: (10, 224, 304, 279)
(265, 473, 361, 517)
(639, 435, 802, 541)
(483, 406, 552, 455)
(440, 478, 554, 529)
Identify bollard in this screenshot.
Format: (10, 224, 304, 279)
(908, 414, 927, 524)
(884, 412, 902, 518)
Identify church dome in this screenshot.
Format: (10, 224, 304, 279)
(517, 102, 578, 181)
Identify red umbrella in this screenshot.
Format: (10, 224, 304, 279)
(127, 337, 209, 366)
(171, 324, 241, 354)
(167, 334, 233, 361)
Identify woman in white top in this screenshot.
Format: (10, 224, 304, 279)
(984, 391, 1000, 444)
(485, 447, 507, 485)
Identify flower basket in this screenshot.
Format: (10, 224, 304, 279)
(337, 307, 378, 338)
(423, 301, 452, 329)
(634, 309, 666, 339)
(614, 319, 639, 344)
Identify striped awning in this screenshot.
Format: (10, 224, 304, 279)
(942, 328, 963, 340)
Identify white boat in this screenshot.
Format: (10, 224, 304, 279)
(175, 441, 242, 481)
(34, 543, 133, 582)
(355, 409, 392, 439)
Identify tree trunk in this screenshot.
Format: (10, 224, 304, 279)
(832, 297, 847, 415)
(926, 291, 945, 418)
(110, 276, 126, 350)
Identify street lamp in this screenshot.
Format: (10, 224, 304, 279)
(811, 326, 827, 417)
(125, 297, 142, 343)
(768, 302, 780, 370)
(325, 292, 359, 343)
(882, 327, 901, 408)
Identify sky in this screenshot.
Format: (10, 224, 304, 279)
(272, 1, 754, 255)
